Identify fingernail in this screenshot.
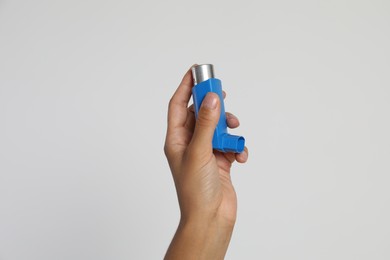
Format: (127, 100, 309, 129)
(202, 93, 218, 109)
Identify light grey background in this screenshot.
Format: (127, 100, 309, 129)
(0, 0, 389, 259)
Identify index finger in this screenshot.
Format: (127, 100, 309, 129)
(167, 66, 195, 130)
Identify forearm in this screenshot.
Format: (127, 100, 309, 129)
(164, 216, 235, 260)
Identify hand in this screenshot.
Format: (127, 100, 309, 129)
(164, 66, 249, 260)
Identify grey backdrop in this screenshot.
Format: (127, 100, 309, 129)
(1, 0, 389, 259)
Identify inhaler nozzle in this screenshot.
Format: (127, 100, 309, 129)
(222, 134, 245, 153)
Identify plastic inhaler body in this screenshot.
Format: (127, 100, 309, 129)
(191, 64, 245, 153)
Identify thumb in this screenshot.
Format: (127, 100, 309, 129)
(190, 92, 221, 155)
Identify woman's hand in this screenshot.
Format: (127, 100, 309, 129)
(164, 66, 248, 260)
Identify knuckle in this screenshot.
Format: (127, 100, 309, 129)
(163, 143, 171, 157)
(168, 97, 175, 110)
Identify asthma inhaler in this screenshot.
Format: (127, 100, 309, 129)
(191, 64, 245, 153)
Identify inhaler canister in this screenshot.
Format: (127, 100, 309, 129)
(191, 64, 245, 153)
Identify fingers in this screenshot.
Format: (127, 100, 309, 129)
(222, 91, 241, 129)
(216, 146, 248, 173)
(184, 108, 196, 132)
(235, 146, 249, 163)
(187, 92, 240, 130)
(187, 104, 195, 113)
(184, 110, 239, 134)
(167, 66, 195, 130)
(187, 91, 225, 113)
(226, 112, 240, 129)
(189, 92, 221, 157)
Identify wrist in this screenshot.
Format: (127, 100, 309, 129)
(180, 216, 234, 258)
(178, 196, 237, 229)
(180, 211, 236, 233)
(165, 215, 235, 260)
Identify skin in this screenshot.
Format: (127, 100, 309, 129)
(164, 66, 249, 260)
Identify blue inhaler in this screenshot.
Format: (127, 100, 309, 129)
(191, 64, 245, 153)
